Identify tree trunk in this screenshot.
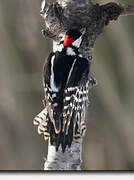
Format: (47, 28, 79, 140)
(44, 139, 82, 170)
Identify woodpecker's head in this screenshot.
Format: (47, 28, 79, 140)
(64, 29, 82, 48)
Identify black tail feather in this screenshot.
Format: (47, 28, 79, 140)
(67, 117, 74, 148)
(61, 133, 67, 153)
(55, 133, 61, 151)
(49, 117, 74, 152)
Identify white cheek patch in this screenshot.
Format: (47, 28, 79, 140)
(72, 36, 82, 48)
(66, 47, 76, 56)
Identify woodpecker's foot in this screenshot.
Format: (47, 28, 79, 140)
(37, 119, 50, 141)
(44, 132, 50, 141)
(74, 132, 81, 142)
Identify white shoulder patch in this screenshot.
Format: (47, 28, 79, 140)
(66, 47, 76, 56)
(72, 36, 82, 48)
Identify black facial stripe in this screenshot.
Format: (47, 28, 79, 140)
(69, 45, 79, 54)
(58, 40, 64, 45)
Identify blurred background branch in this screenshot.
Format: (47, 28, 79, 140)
(120, 3, 134, 16)
(0, 0, 134, 170)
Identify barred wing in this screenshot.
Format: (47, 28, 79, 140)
(61, 57, 90, 151)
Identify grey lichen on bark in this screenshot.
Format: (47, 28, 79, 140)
(44, 139, 82, 170)
(40, 0, 134, 170)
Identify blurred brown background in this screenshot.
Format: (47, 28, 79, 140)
(0, 0, 134, 170)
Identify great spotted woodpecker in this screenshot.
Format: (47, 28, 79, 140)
(33, 29, 96, 152)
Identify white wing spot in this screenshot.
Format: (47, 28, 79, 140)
(64, 105, 68, 110)
(53, 103, 58, 107)
(68, 87, 76, 91)
(65, 96, 71, 101)
(52, 93, 56, 98)
(70, 103, 73, 107)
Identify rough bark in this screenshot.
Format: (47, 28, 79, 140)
(44, 139, 82, 170)
(40, 0, 134, 170)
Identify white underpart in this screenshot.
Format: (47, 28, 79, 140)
(50, 55, 59, 92)
(66, 47, 76, 56)
(72, 36, 82, 48)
